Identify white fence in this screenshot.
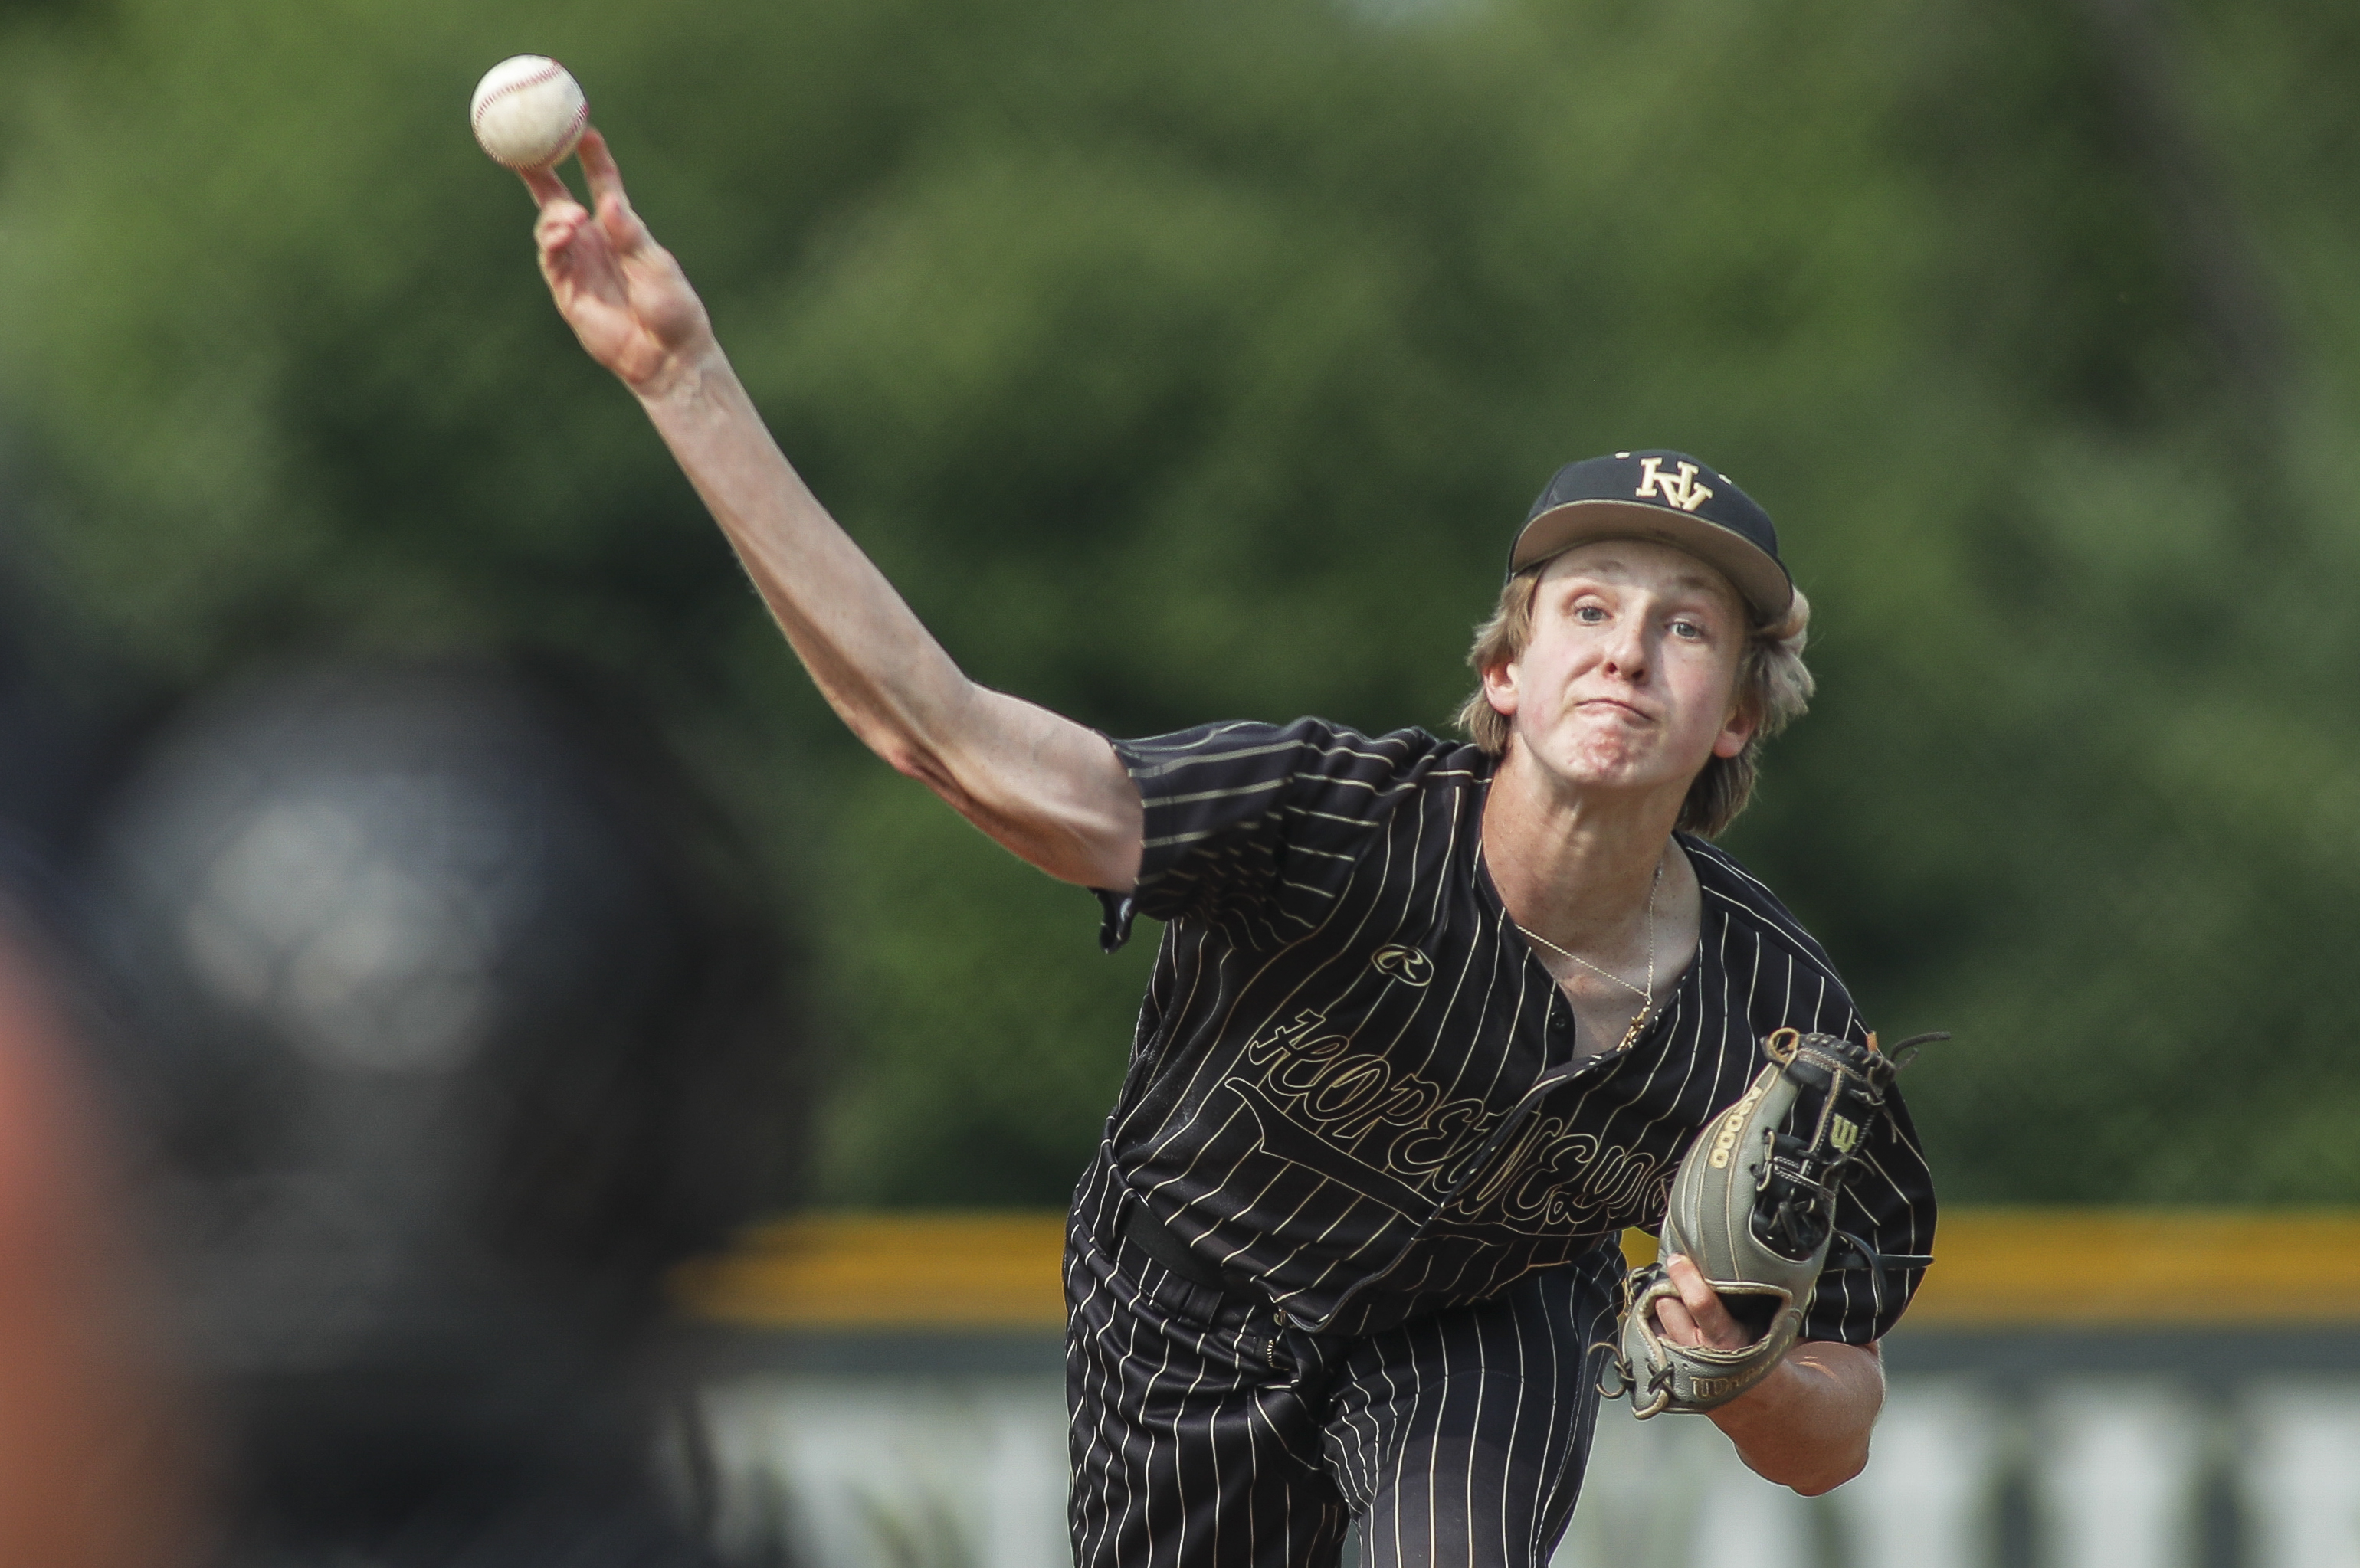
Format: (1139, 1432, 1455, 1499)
(687, 1342, 2360, 1568)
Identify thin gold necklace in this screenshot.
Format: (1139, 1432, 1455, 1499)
(1520, 852, 1663, 1050)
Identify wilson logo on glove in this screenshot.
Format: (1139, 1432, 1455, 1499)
(1597, 1027, 1946, 1419)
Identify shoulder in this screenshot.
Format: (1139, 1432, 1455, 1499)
(1118, 717, 1477, 797)
(1681, 833, 1850, 987)
(1684, 837, 1869, 1039)
(1110, 719, 1482, 935)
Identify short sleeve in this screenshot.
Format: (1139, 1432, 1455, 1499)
(1092, 719, 1450, 951)
(1800, 1084, 1937, 1344)
(1691, 838, 1939, 1344)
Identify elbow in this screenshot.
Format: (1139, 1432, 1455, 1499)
(1785, 1445, 1869, 1498)
(1732, 1422, 1872, 1496)
(874, 737, 929, 782)
(1763, 1340, 1883, 1495)
(874, 732, 957, 794)
(874, 734, 1001, 830)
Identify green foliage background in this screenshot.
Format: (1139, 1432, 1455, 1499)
(0, 0, 2355, 1205)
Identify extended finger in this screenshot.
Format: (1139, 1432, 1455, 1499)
(1651, 1291, 1703, 1346)
(519, 163, 576, 212)
(533, 199, 592, 260)
(577, 129, 639, 230)
(1663, 1255, 1745, 1347)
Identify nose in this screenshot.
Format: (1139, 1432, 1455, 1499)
(1599, 615, 1649, 681)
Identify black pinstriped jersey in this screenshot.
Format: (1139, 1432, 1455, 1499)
(1085, 716, 1935, 1343)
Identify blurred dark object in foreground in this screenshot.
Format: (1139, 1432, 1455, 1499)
(87, 659, 806, 1566)
(0, 915, 202, 1568)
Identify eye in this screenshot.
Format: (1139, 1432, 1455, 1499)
(1670, 617, 1708, 641)
(1573, 604, 1609, 624)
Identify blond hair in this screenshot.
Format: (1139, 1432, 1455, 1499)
(1454, 565, 1814, 837)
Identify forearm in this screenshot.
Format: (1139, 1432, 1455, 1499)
(638, 347, 967, 756)
(1708, 1340, 1883, 1494)
(524, 137, 1139, 886)
(635, 345, 1139, 885)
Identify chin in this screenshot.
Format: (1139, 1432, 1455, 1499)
(1525, 735, 1698, 797)
(1539, 747, 1650, 791)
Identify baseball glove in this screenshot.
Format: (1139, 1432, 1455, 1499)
(1598, 1027, 1942, 1419)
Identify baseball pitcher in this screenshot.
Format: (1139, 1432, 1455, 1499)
(516, 128, 1937, 1568)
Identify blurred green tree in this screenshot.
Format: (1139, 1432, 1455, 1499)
(1, 0, 2357, 1206)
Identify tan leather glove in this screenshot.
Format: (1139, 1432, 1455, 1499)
(1600, 1029, 1941, 1418)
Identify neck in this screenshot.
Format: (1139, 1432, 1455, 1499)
(1480, 741, 1686, 951)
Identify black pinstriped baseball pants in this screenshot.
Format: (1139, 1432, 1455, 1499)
(1065, 1213, 1621, 1568)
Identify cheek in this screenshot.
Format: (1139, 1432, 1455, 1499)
(1677, 654, 1743, 732)
(1522, 627, 1593, 683)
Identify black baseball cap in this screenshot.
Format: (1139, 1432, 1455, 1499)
(1508, 450, 1792, 621)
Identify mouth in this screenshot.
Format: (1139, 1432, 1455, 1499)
(1576, 697, 1654, 724)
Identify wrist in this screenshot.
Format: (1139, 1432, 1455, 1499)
(1706, 1353, 1798, 1435)
(631, 335, 733, 408)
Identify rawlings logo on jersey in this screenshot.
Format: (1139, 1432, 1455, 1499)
(1371, 945, 1434, 987)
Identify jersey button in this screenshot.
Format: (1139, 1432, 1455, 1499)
(1273, 1308, 1290, 1327)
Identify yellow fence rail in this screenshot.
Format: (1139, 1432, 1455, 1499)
(672, 1210, 2360, 1332)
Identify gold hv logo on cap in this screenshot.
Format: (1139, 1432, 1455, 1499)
(1634, 457, 1714, 512)
(1510, 449, 1795, 620)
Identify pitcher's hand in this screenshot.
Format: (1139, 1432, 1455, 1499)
(1651, 1252, 1756, 1350)
(522, 129, 716, 398)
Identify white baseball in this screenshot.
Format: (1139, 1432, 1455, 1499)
(470, 55, 588, 172)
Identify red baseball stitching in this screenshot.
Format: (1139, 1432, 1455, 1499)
(472, 57, 584, 168)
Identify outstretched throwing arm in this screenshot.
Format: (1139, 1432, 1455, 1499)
(521, 133, 1142, 891)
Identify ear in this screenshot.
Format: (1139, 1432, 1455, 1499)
(1480, 656, 1521, 722)
(1712, 695, 1758, 760)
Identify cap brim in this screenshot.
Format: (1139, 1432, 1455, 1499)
(1510, 499, 1794, 621)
